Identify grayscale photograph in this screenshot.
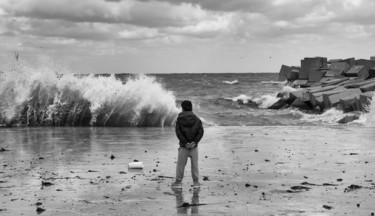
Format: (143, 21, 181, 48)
(0, 0, 375, 215)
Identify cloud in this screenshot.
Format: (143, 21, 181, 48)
(0, 0, 207, 28)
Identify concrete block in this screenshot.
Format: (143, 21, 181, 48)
(346, 77, 375, 88)
(371, 56, 375, 61)
(291, 98, 311, 110)
(339, 97, 358, 112)
(322, 88, 362, 109)
(345, 65, 369, 79)
(322, 77, 349, 86)
(278, 65, 292, 81)
(355, 59, 375, 71)
(309, 70, 326, 82)
(359, 91, 374, 112)
(329, 62, 350, 77)
(338, 115, 360, 124)
(343, 58, 355, 67)
(300, 81, 322, 88)
(328, 59, 342, 63)
(292, 80, 308, 87)
(290, 89, 309, 102)
(300, 57, 327, 80)
(287, 69, 299, 81)
(308, 86, 345, 108)
(368, 67, 375, 79)
(360, 82, 375, 93)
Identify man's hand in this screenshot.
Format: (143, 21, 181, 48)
(188, 142, 196, 149)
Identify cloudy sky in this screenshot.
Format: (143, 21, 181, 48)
(1, 0, 375, 73)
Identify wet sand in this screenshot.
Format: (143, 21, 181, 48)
(1, 126, 375, 215)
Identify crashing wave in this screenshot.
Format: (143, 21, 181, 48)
(0, 64, 178, 127)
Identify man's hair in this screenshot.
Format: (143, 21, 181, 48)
(181, 100, 192, 111)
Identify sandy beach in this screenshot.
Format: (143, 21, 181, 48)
(1, 126, 375, 215)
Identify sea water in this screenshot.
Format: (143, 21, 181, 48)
(1, 61, 374, 127)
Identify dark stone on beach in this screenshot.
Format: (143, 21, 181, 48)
(245, 183, 251, 188)
(88, 170, 98, 172)
(36, 207, 46, 214)
(338, 115, 360, 124)
(38, 157, 44, 160)
(36, 202, 43, 206)
(41, 181, 54, 187)
(322, 183, 338, 186)
(344, 184, 362, 193)
(178, 202, 207, 208)
(290, 186, 311, 191)
(323, 205, 333, 210)
(357, 203, 360, 208)
(203, 176, 209, 181)
(0, 147, 10, 152)
(301, 182, 317, 186)
(134, 159, 139, 162)
(349, 153, 359, 155)
(337, 178, 343, 182)
(119, 171, 127, 174)
(110, 154, 115, 160)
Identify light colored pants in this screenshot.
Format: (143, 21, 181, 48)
(176, 147, 199, 182)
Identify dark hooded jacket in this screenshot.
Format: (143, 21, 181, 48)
(175, 111, 204, 148)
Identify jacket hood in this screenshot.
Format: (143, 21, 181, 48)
(177, 111, 199, 127)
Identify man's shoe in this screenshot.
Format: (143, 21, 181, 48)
(171, 181, 182, 188)
(192, 181, 200, 188)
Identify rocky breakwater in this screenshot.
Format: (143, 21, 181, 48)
(274, 56, 375, 124)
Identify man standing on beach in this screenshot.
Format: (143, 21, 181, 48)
(172, 100, 204, 189)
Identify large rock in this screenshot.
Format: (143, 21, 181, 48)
(371, 56, 375, 61)
(343, 58, 356, 67)
(300, 57, 327, 80)
(328, 62, 350, 77)
(268, 99, 289, 109)
(322, 88, 362, 109)
(355, 59, 375, 71)
(340, 97, 359, 112)
(345, 65, 369, 79)
(321, 77, 349, 86)
(338, 115, 360, 124)
(278, 65, 292, 81)
(287, 68, 300, 81)
(346, 77, 375, 88)
(368, 67, 375, 79)
(360, 82, 375, 93)
(292, 80, 308, 87)
(291, 98, 312, 110)
(308, 86, 346, 109)
(328, 59, 342, 63)
(309, 70, 326, 82)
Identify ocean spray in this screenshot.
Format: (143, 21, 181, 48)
(0, 63, 178, 127)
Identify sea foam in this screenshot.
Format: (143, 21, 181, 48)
(0, 63, 178, 127)
(223, 80, 239, 84)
